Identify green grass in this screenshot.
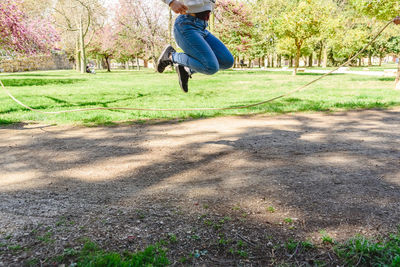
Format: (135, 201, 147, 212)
(335, 230, 400, 266)
(73, 241, 169, 267)
(1, 69, 400, 125)
(304, 63, 399, 71)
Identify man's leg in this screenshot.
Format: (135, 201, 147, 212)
(204, 30, 234, 71)
(173, 17, 219, 75)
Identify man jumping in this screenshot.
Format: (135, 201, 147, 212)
(157, 0, 234, 93)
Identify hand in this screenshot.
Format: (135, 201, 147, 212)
(170, 0, 188, 15)
(394, 16, 400, 25)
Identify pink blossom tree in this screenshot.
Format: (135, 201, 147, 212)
(214, 0, 253, 67)
(0, 0, 58, 55)
(115, 0, 167, 68)
(88, 25, 116, 72)
(114, 29, 146, 70)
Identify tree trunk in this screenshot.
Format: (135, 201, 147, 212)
(136, 57, 140, 70)
(105, 56, 111, 72)
(358, 58, 362, 67)
(277, 54, 282, 68)
(266, 56, 270, 68)
(308, 53, 313, 67)
(379, 57, 382, 66)
(168, 9, 173, 44)
(322, 45, 327, 68)
(75, 36, 81, 71)
(318, 43, 323, 67)
(294, 45, 301, 75)
(289, 56, 293, 68)
(79, 16, 86, 74)
(368, 53, 372, 66)
(258, 58, 261, 68)
(271, 54, 275, 68)
(395, 59, 400, 90)
(125, 61, 129, 70)
(144, 60, 148, 68)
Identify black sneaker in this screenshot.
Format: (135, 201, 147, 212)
(176, 65, 192, 93)
(157, 45, 176, 73)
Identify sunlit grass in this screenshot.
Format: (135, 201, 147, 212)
(0, 68, 399, 126)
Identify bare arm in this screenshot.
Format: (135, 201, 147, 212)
(162, 0, 188, 14)
(170, 1, 188, 14)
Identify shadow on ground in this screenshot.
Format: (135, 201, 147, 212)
(0, 109, 399, 265)
(1, 78, 86, 87)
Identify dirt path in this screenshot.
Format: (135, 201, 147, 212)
(1, 109, 400, 266)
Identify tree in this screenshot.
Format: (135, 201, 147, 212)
(88, 25, 116, 72)
(116, 0, 168, 69)
(54, 0, 105, 73)
(351, 0, 400, 21)
(329, 19, 370, 66)
(251, 0, 287, 68)
(350, 0, 400, 88)
(114, 23, 146, 70)
(275, 0, 332, 74)
(214, 0, 253, 66)
(20, 0, 53, 18)
(0, 0, 58, 55)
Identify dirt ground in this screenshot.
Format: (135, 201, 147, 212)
(1, 109, 400, 266)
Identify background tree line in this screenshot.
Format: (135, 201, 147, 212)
(1, 0, 399, 83)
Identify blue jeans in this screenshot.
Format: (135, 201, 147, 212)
(172, 14, 234, 75)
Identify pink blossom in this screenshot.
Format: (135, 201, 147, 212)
(0, 0, 59, 55)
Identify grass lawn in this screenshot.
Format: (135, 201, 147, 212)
(302, 63, 399, 71)
(1, 69, 400, 126)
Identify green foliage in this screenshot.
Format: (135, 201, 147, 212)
(37, 232, 54, 243)
(228, 247, 248, 258)
(350, 0, 400, 21)
(275, 0, 333, 71)
(214, 0, 254, 57)
(283, 218, 293, 224)
(387, 36, 400, 55)
(8, 244, 22, 251)
(168, 233, 177, 243)
(320, 230, 334, 244)
(267, 206, 276, 213)
(285, 240, 299, 253)
(335, 230, 400, 266)
(77, 241, 169, 267)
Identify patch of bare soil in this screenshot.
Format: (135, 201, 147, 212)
(1, 109, 400, 266)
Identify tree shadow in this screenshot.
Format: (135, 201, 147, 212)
(0, 96, 141, 115)
(350, 76, 396, 81)
(4, 73, 67, 77)
(1, 109, 400, 264)
(1, 78, 86, 87)
(378, 77, 396, 82)
(296, 72, 345, 76)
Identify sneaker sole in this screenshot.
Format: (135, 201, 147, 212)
(157, 45, 172, 73)
(176, 66, 188, 93)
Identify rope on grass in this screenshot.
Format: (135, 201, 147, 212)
(0, 20, 395, 114)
